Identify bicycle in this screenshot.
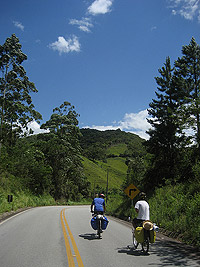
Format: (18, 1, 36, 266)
(132, 228, 150, 253)
(131, 220, 155, 254)
(91, 211, 109, 239)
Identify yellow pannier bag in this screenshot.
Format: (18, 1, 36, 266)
(135, 227, 144, 243)
(149, 229, 156, 243)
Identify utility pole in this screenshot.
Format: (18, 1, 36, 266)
(106, 169, 109, 203)
(93, 181, 96, 198)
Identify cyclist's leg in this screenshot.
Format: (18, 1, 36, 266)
(132, 218, 137, 229)
(142, 229, 150, 253)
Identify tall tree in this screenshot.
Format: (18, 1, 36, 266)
(41, 101, 89, 200)
(175, 37, 200, 153)
(0, 34, 41, 150)
(145, 57, 188, 187)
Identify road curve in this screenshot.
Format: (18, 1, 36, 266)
(0, 205, 199, 267)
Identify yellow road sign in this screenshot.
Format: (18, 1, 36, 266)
(124, 184, 140, 200)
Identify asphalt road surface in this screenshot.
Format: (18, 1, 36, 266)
(0, 205, 199, 267)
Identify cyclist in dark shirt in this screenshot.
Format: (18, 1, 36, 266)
(91, 194, 106, 215)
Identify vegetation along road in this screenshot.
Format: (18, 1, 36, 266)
(0, 205, 199, 267)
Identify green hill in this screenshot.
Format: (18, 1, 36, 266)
(106, 143, 127, 156)
(80, 128, 145, 192)
(82, 155, 128, 190)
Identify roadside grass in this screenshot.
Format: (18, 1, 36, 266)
(0, 171, 56, 214)
(149, 183, 200, 247)
(0, 189, 56, 214)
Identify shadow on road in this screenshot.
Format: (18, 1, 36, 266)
(118, 237, 200, 266)
(79, 233, 100, 240)
(148, 239, 200, 266)
(118, 246, 150, 257)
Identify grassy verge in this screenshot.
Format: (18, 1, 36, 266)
(149, 183, 200, 247)
(0, 171, 56, 214)
(0, 190, 56, 214)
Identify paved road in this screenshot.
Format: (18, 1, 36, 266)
(0, 205, 199, 266)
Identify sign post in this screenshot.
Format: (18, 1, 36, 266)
(124, 184, 140, 220)
(8, 195, 13, 210)
(8, 195, 13, 203)
(124, 184, 140, 204)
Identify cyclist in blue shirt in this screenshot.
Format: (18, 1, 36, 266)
(91, 194, 106, 215)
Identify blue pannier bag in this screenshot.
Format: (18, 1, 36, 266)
(91, 217, 97, 230)
(101, 216, 109, 230)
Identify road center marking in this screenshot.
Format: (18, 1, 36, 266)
(60, 209, 84, 267)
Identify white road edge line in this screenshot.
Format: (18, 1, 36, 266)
(0, 208, 34, 226)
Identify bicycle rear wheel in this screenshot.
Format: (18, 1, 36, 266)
(132, 229, 138, 249)
(97, 219, 102, 239)
(142, 237, 149, 253)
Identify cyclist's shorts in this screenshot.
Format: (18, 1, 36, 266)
(133, 218, 144, 227)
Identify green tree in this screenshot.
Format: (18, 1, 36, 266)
(84, 143, 106, 161)
(41, 101, 89, 201)
(0, 34, 41, 150)
(174, 37, 200, 153)
(145, 57, 188, 187)
(0, 136, 53, 195)
(124, 156, 146, 189)
(13, 140, 52, 195)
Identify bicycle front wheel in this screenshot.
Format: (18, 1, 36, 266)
(142, 237, 149, 254)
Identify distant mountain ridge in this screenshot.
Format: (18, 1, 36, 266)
(80, 128, 144, 157)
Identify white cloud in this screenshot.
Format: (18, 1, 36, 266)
(83, 109, 151, 140)
(27, 120, 49, 135)
(69, 17, 93, 32)
(88, 0, 113, 15)
(49, 36, 81, 54)
(85, 125, 120, 131)
(119, 110, 151, 131)
(169, 0, 200, 21)
(13, 21, 24, 31)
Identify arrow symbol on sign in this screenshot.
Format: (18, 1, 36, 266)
(129, 188, 137, 196)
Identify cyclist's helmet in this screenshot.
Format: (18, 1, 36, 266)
(138, 192, 146, 200)
(99, 193, 105, 198)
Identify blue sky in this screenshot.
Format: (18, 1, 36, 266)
(1, 0, 200, 139)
